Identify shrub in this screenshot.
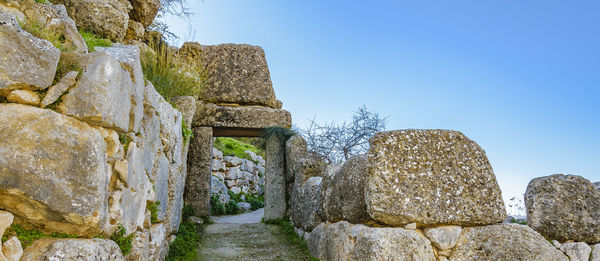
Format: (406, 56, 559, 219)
(141, 41, 204, 102)
(110, 225, 135, 255)
(79, 30, 112, 52)
(213, 137, 262, 161)
(225, 200, 241, 215)
(210, 194, 225, 216)
(247, 196, 264, 211)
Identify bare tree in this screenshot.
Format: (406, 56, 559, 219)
(298, 106, 387, 163)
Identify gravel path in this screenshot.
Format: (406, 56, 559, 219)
(198, 208, 313, 261)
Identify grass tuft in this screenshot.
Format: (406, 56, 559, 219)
(147, 201, 160, 224)
(19, 19, 65, 51)
(213, 137, 261, 161)
(8, 224, 77, 248)
(141, 41, 205, 103)
(79, 30, 112, 52)
(262, 218, 318, 261)
(262, 126, 296, 142)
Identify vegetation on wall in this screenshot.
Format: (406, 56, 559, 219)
(213, 137, 262, 161)
(261, 126, 296, 142)
(166, 206, 205, 261)
(4, 224, 77, 248)
(79, 30, 112, 52)
(141, 40, 204, 102)
(110, 225, 135, 255)
(19, 19, 65, 51)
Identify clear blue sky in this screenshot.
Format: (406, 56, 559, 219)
(163, 0, 600, 208)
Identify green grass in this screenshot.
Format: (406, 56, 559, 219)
(166, 206, 204, 261)
(79, 30, 112, 52)
(110, 225, 135, 255)
(35, 0, 51, 3)
(7, 224, 77, 248)
(213, 137, 262, 161)
(262, 218, 318, 261)
(141, 42, 204, 102)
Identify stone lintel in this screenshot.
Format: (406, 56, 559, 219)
(193, 102, 291, 130)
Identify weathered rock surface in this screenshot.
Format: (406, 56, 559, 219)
(0, 11, 60, 94)
(560, 242, 591, 261)
(21, 238, 124, 261)
(449, 224, 568, 261)
(2, 237, 22, 261)
(126, 229, 149, 261)
(323, 155, 370, 224)
(423, 226, 462, 250)
(323, 221, 355, 261)
(58, 52, 133, 132)
(591, 244, 600, 261)
(193, 101, 292, 129)
(52, 0, 132, 42)
(264, 135, 286, 220)
(0, 211, 13, 237)
(6, 89, 39, 105)
(128, 0, 159, 27)
(525, 174, 600, 243)
(149, 224, 168, 261)
(290, 176, 324, 231)
(184, 127, 213, 217)
(366, 129, 506, 227)
(307, 223, 327, 260)
(353, 226, 436, 261)
(40, 71, 78, 108)
(0, 104, 110, 236)
(179, 43, 278, 108)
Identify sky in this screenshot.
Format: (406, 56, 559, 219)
(162, 0, 600, 213)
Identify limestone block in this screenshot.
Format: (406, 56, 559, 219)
(124, 20, 145, 42)
(264, 135, 286, 220)
(21, 239, 125, 261)
(2, 236, 22, 261)
(40, 71, 78, 108)
(224, 156, 243, 167)
(352, 226, 436, 261)
(225, 167, 242, 180)
(94, 126, 124, 161)
(423, 226, 462, 250)
(0, 11, 59, 94)
(366, 129, 506, 227)
(213, 148, 224, 159)
(193, 101, 291, 129)
(6, 89, 39, 105)
(324, 221, 354, 261)
(525, 174, 600, 243)
(290, 176, 324, 231)
(184, 127, 213, 217)
(449, 224, 568, 261)
(126, 229, 149, 261)
(307, 223, 328, 260)
(128, 0, 159, 27)
(323, 155, 370, 224)
(591, 243, 600, 261)
(560, 242, 591, 261)
(0, 211, 14, 237)
(149, 224, 168, 261)
(52, 0, 132, 42)
(0, 104, 110, 237)
(58, 52, 133, 132)
(179, 43, 278, 108)
(119, 142, 153, 235)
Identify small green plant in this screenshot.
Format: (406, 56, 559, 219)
(261, 126, 296, 142)
(141, 40, 204, 102)
(510, 217, 527, 225)
(213, 137, 262, 161)
(225, 200, 241, 215)
(110, 225, 135, 255)
(210, 194, 226, 216)
(166, 221, 202, 261)
(247, 196, 265, 211)
(147, 201, 160, 224)
(9, 224, 77, 248)
(35, 0, 51, 3)
(262, 218, 317, 261)
(79, 30, 112, 52)
(119, 134, 130, 152)
(182, 119, 193, 143)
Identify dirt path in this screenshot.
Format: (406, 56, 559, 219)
(198, 209, 313, 261)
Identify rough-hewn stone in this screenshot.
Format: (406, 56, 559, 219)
(366, 129, 506, 227)
(149, 224, 168, 261)
(264, 135, 286, 220)
(2, 236, 22, 261)
(128, 0, 159, 27)
(0, 211, 13, 237)
(324, 221, 355, 261)
(0, 11, 60, 94)
(52, 0, 132, 42)
(591, 243, 600, 261)
(126, 229, 149, 261)
(353, 226, 436, 261)
(307, 223, 327, 260)
(21, 238, 124, 261)
(290, 176, 324, 231)
(22, 3, 88, 53)
(525, 174, 600, 243)
(184, 127, 213, 217)
(179, 43, 278, 108)
(40, 71, 78, 108)
(560, 242, 591, 261)
(58, 52, 133, 132)
(324, 155, 370, 224)
(423, 226, 462, 250)
(0, 104, 110, 237)
(6, 89, 39, 105)
(449, 224, 568, 261)
(193, 101, 291, 129)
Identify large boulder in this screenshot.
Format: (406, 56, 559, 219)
(128, 0, 159, 27)
(193, 101, 291, 129)
(52, 0, 132, 42)
(289, 176, 324, 232)
(365, 129, 506, 227)
(353, 226, 436, 261)
(323, 155, 370, 224)
(525, 174, 600, 243)
(449, 224, 568, 261)
(0, 104, 110, 237)
(179, 43, 279, 108)
(0, 11, 60, 95)
(21, 238, 124, 261)
(58, 51, 134, 132)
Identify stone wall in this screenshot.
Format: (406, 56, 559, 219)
(285, 130, 587, 260)
(0, 2, 193, 259)
(210, 148, 265, 205)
